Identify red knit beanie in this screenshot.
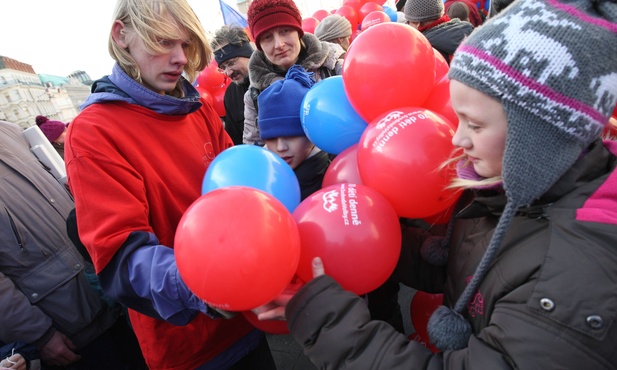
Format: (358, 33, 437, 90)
(247, 0, 304, 50)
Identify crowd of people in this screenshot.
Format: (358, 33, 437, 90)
(2, 0, 616, 369)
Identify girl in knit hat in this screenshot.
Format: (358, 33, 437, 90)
(243, 0, 346, 145)
(253, 0, 617, 368)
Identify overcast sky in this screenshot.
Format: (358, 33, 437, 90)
(1, 0, 365, 81)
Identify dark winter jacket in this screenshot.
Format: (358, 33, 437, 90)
(223, 78, 250, 145)
(0, 120, 119, 350)
(294, 150, 331, 201)
(286, 140, 617, 369)
(423, 19, 474, 62)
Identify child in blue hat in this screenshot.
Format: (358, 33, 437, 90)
(258, 65, 331, 200)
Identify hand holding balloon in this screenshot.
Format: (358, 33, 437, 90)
(253, 257, 325, 321)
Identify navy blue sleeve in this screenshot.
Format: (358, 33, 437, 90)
(98, 231, 214, 325)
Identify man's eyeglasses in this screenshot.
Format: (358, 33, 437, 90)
(218, 57, 238, 73)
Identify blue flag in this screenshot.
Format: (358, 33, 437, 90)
(219, 0, 248, 28)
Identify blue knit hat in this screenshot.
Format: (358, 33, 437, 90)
(426, 0, 617, 352)
(258, 65, 315, 140)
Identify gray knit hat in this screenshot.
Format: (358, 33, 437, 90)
(314, 14, 352, 41)
(404, 0, 445, 22)
(428, 0, 617, 351)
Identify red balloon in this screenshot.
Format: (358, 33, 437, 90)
(175, 187, 301, 311)
(342, 0, 363, 12)
(359, 2, 383, 20)
(312, 9, 330, 21)
(421, 198, 458, 225)
(423, 76, 458, 129)
(241, 311, 289, 334)
(612, 103, 617, 119)
(357, 108, 459, 218)
(322, 144, 363, 187)
(336, 5, 361, 30)
(361, 10, 390, 30)
(350, 28, 362, 44)
(410, 291, 443, 351)
(293, 183, 401, 295)
(197, 61, 226, 92)
(196, 86, 214, 107)
(302, 17, 320, 34)
(433, 48, 449, 83)
(343, 23, 435, 122)
(211, 84, 228, 117)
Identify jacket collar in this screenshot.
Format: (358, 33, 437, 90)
(81, 64, 202, 116)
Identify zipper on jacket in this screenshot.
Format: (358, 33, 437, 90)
(5, 207, 28, 256)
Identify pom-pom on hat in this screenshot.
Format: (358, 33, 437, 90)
(258, 65, 315, 140)
(404, 0, 445, 23)
(247, 0, 304, 51)
(314, 14, 352, 41)
(35, 115, 67, 143)
(427, 0, 617, 352)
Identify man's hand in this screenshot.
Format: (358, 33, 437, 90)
(40, 330, 81, 367)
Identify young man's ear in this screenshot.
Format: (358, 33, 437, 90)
(111, 20, 129, 48)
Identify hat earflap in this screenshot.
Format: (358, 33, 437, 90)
(427, 202, 517, 350)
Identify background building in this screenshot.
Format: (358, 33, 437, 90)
(0, 56, 91, 128)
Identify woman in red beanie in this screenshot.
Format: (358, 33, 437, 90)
(243, 0, 345, 145)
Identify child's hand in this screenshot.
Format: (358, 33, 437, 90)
(0, 353, 27, 370)
(252, 257, 325, 320)
(311, 257, 325, 277)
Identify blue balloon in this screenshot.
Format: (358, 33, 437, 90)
(300, 76, 368, 155)
(382, 5, 398, 22)
(202, 145, 301, 212)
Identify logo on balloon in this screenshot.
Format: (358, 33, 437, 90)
(322, 189, 339, 213)
(340, 184, 362, 226)
(321, 184, 363, 226)
(376, 110, 405, 129)
(373, 110, 427, 152)
(302, 102, 311, 130)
